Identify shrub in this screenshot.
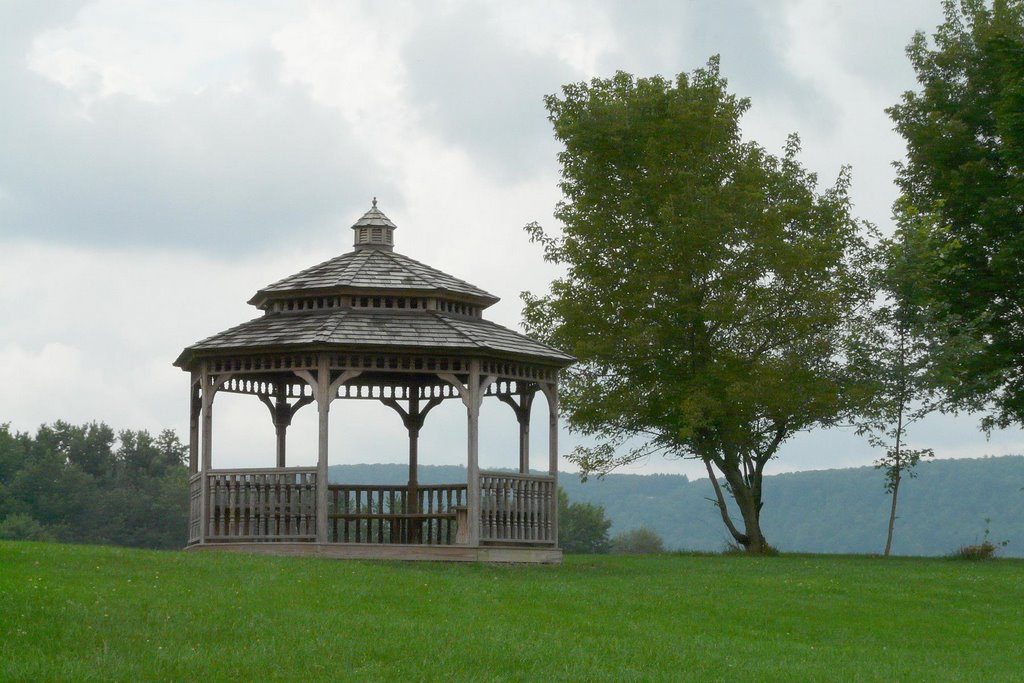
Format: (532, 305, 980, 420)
(950, 518, 1008, 560)
(611, 526, 665, 554)
(951, 542, 1004, 561)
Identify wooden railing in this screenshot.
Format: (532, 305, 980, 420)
(187, 469, 555, 547)
(328, 483, 467, 545)
(204, 468, 317, 542)
(188, 473, 202, 544)
(479, 471, 556, 544)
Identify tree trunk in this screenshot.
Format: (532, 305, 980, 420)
(736, 494, 767, 554)
(885, 393, 905, 557)
(705, 458, 770, 554)
(884, 471, 900, 556)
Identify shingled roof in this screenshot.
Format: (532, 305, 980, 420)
(176, 201, 573, 371)
(174, 308, 573, 368)
(248, 248, 498, 310)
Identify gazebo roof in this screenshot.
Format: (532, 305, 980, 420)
(248, 247, 499, 310)
(174, 308, 573, 368)
(175, 201, 573, 371)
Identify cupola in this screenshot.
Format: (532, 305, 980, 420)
(352, 197, 397, 250)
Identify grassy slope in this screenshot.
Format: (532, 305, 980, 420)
(2, 542, 1022, 682)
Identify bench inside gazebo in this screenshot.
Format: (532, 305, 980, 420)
(175, 201, 573, 562)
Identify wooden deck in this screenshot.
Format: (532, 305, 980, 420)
(186, 542, 562, 564)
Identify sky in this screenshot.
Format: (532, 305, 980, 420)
(2, 0, 1022, 481)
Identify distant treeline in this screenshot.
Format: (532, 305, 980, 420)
(3, 420, 1020, 557)
(0, 422, 188, 549)
(329, 457, 1024, 557)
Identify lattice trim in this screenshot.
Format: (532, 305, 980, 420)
(205, 353, 558, 384)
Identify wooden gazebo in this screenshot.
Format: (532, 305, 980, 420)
(175, 201, 573, 562)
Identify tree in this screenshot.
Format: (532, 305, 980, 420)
(888, 0, 1024, 430)
(524, 60, 870, 553)
(610, 526, 665, 554)
(557, 488, 612, 554)
(849, 212, 939, 555)
(0, 422, 189, 549)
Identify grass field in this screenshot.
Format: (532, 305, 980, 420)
(2, 541, 1022, 681)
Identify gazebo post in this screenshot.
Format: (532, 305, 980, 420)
(498, 386, 535, 474)
(198, 363, 213, 544)
(466, 360, 482, 546)
(198, 366, 232, 543)
(381, 388, 444, 544)
(519, 402, 531, 474)
(274, 382, 288, 467)
(260, 382, 315, 469)
(189, 373, 200, 476)
(545, 381, 559, 542)
(315, 356, 330, 544)
(200, 364, 214, 473)
(407, 390, 420, 543)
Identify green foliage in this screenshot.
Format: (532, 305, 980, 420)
(525, 60, 871, 553)
(558, 487, 611, 553)
(3, 542, 1024, 681)
(610, 525, 664, 554)
(888, 0, 1024, 430)
(0, 422, 189, 549)
(0, 513, 54, 541)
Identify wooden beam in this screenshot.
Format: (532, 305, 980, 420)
(198, 369, 233, 544)
(316, 355, 330, 544)
(466, 360, 481, 546)
(380, 389, 445, 544)
(259, 385, 315, 468)
(329, 369, 362, 397)
(540, 380, 560, 543)
(198, 364, 212, 545)
(497, 386, 536, 473)
(189, 372, 200, 476)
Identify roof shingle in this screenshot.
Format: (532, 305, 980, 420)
(249, 249, 498, 307)
(176, 309, 573, 367)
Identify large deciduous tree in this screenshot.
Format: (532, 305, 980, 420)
(523, 61, 870, 554)
(888, 0, 1024, 430)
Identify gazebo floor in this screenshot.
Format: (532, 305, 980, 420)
(185, 542, 562, 564)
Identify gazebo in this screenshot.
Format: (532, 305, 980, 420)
(174, 201, 574, 562)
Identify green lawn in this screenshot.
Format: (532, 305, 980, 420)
(1, 541, 1022, 681)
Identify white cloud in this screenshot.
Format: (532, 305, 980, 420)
(1, 0, 1017, 478)
(27, 0, 294, 103)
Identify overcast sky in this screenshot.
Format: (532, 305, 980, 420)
(2, 0, 1021, 480)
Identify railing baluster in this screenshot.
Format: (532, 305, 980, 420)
(344, 487, 351, 542)
(376, 489, 383, 544)
(239, 476, 247, 537)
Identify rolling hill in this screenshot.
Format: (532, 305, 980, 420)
(329, 455, 1024, 556)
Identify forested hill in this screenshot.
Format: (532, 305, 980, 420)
(328, 456, 1024, 557)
